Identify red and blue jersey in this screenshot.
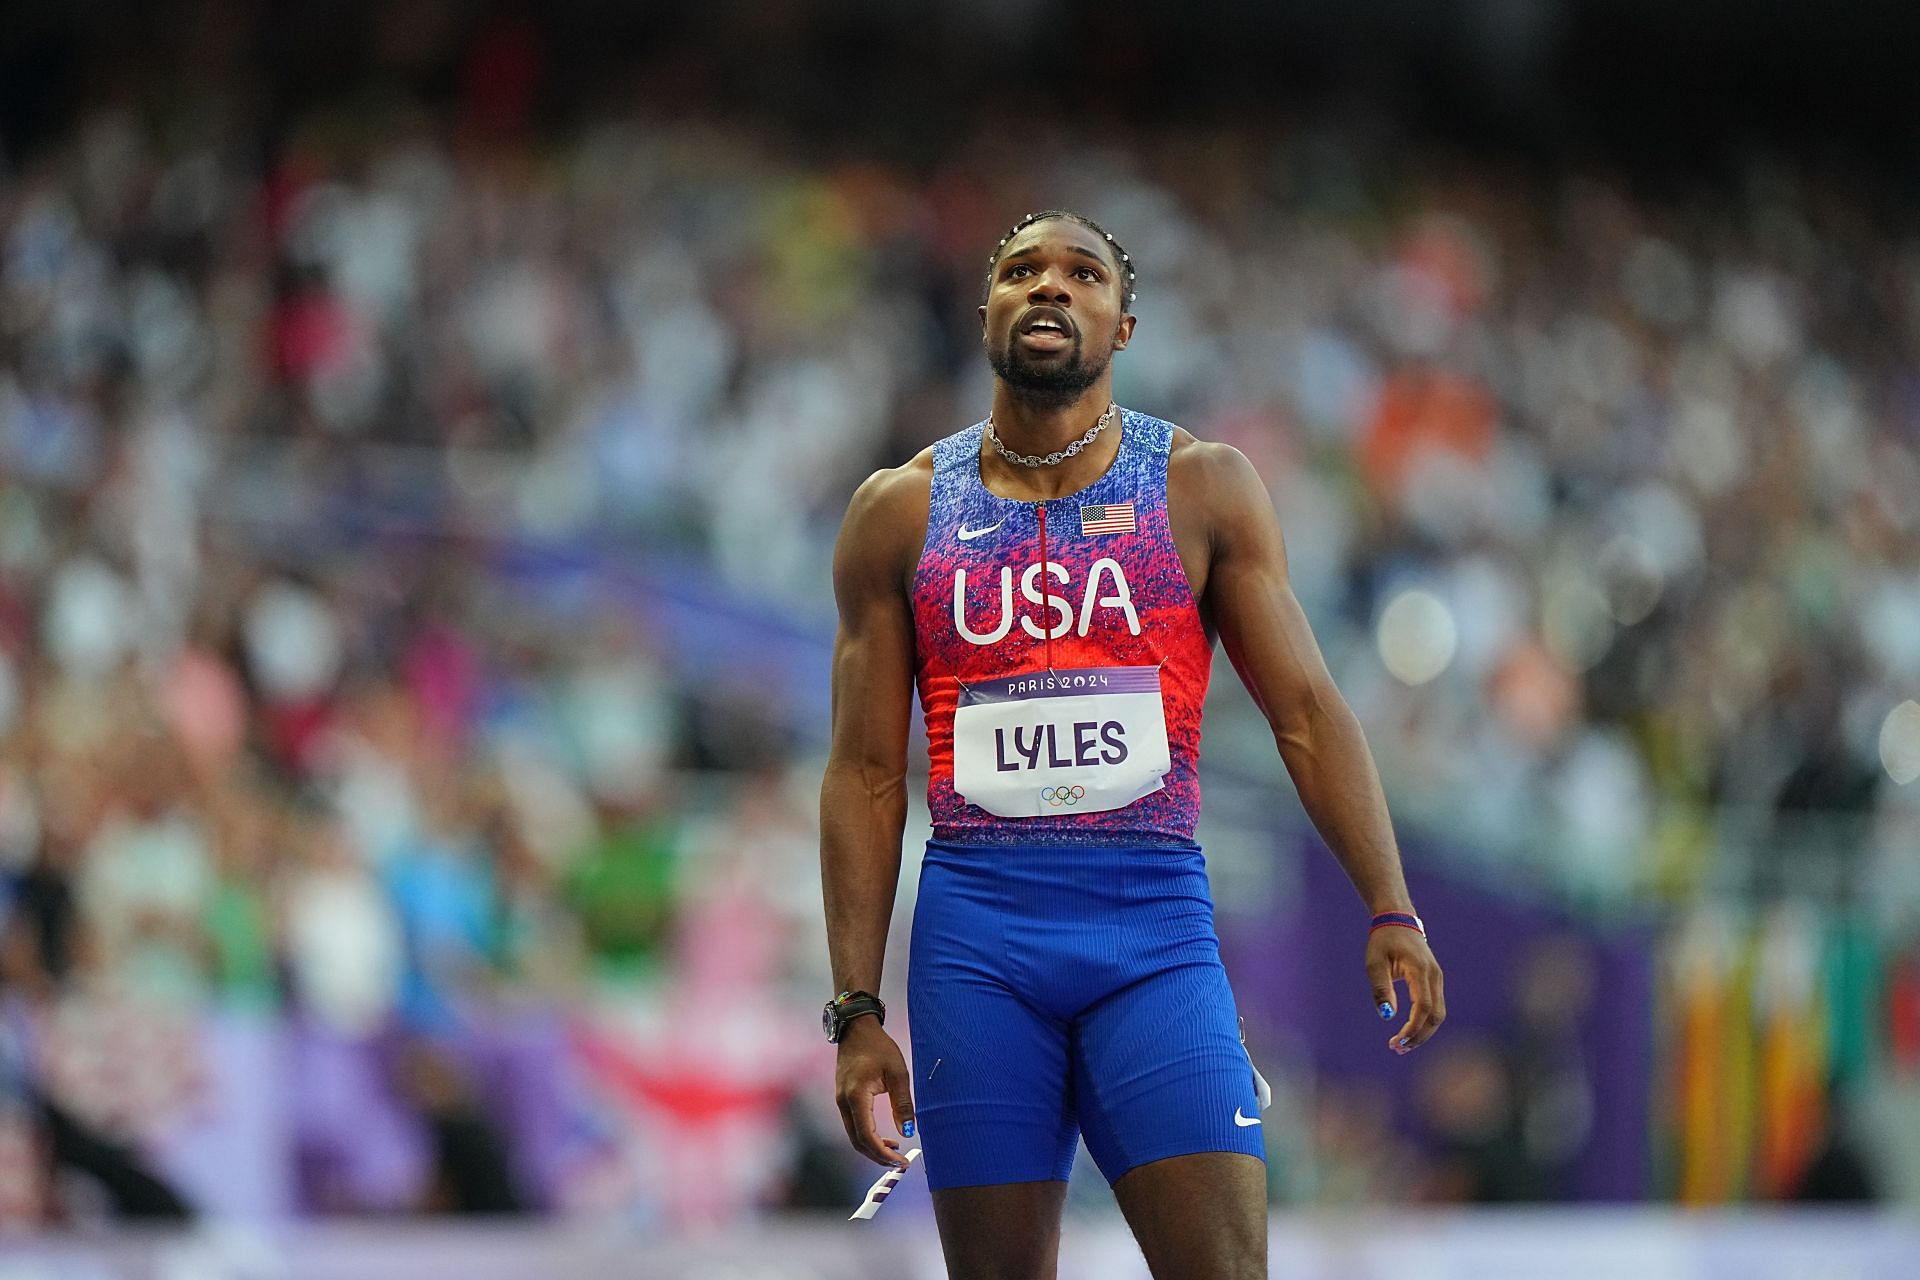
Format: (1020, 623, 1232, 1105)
(910, 410, 1212, 846)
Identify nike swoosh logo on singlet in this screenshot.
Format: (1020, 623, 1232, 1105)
(956, 520, 1004, 541)
(1233, 1109, 1262, 1127)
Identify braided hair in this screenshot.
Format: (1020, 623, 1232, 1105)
(982, 210, 1137, 310)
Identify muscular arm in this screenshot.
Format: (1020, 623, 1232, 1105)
(820, 462, 927, 1164)
(1192, 443, 1446, 1052)
(820, 466, 924, 994)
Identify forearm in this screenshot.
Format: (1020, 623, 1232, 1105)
(819, 760, 911, 993)
(1274, 697, 1415, 916)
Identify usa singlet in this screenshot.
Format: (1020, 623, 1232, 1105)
(911, 409, 1212, 844)
(903, 410, 1267, 1191)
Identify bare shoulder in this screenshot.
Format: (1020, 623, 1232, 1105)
(834, 448, 935, 597)
(1166, 428, 1272, 517)
(844, 447, 934, 528)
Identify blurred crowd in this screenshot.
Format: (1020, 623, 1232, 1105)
(4, 16, 1920, 1220)
(9, 102, 1917, 899)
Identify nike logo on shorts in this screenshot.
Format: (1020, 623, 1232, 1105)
(957, 520, 1004, 541)
(1233, 1108, 1262, 1127)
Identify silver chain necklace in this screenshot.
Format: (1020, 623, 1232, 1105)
(985, 402, 1119, 468)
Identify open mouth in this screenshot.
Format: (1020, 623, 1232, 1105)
(1016, 308, 1074, 349)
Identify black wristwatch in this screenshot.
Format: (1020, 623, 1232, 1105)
(823, 990, 886, 1043)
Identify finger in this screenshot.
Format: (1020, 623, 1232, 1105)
(1366, 951, 1396, 1020)
(884, 1061, 918, 1143)
(859, 1080, 912, 1168)
(1392, 956, 1445, 1053)
(852, 1085, 896, 1167)
(835, 1091, 866, 1156)
(836, 1090, 874, 1162)
(839, 1083, 895, 1167)
(1409, 962, 1447, 1048)
(1390, 954, 1424, 1055)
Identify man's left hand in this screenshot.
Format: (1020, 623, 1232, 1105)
(1366, 927, 1446, 1056)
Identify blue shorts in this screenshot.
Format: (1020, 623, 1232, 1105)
(906, 839, 1265, 1191)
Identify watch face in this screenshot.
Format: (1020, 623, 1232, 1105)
(822, 1001, 838, 1041)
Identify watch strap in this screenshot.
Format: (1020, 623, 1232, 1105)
(826, 990, 886, 1042)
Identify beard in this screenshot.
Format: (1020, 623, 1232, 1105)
(987, 332, 1112, 409)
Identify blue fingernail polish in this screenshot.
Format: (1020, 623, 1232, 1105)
(1378, 1002, 1394, 1020)
(902, 1119, 915, 1137)
(1397, 1037, 1410, 1048)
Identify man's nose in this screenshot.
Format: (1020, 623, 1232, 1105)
(1026, 269, 1072, 303)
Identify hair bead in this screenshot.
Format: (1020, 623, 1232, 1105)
(982, 210, 1139, 309)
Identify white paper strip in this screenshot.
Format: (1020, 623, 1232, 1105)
(849, 1147, 922, 1221)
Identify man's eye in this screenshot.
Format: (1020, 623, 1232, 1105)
(1076, 267, 1100, 281)
(1007, 264, 1032, 278)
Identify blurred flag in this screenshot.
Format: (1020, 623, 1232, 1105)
(1753, 907, 1828, 1199)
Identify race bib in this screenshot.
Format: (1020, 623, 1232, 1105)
(952, 666, 1171, 818)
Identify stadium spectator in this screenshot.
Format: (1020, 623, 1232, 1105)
(4, 28, 1920, 1218)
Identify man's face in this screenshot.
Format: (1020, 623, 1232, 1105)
(980, 221, 1135, 401)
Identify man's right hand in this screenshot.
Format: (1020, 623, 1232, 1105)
(834, 1016, 915, 1168)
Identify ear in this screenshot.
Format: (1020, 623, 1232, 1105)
(978, 303, 988, 336)
(1112, 312, 1137, 351)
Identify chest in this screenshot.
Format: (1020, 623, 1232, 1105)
(913, 429, 1216, 644)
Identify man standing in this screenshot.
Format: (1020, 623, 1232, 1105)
(820, 210, 1445, 1277)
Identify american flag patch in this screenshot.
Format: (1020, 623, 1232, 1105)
(1080, 501, 1136, 536)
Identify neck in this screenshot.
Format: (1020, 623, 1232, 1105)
(981, 382, 1121, 500)
(989, 381, 1114, 451)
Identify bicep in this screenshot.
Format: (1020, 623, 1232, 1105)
(826, 481, 919, 776)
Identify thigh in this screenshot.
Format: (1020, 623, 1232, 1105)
(931, 1180, 1069, 1280)
(908, 966, 1079, 1190)
(1071, 957, 1266, 1184)
(1113, 1152, 1268, 1280)
(909, 861, 1079, 1192)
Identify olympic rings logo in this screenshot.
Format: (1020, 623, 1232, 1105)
(1041, 786, 1087, 807)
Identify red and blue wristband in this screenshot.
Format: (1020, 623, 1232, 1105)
(1370, 911, 1426, 938)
